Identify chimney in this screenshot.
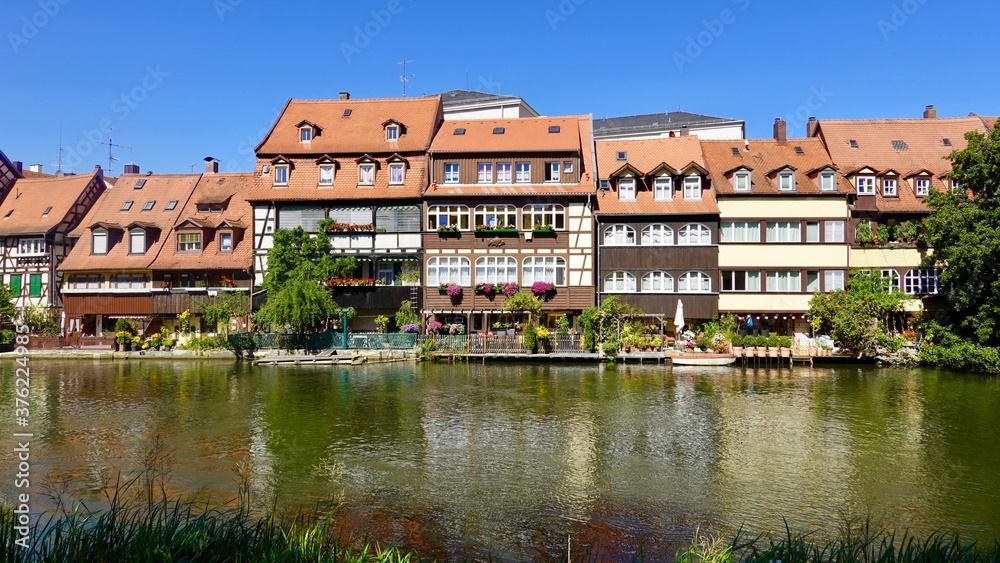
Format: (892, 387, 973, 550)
(773, 118, 787, 143)
(204, 157, 219, 174)
(28, 164, 42, 174)
(924, 105, 937, 119)
(339, 91, 350, 101)
(679, 125, 690, 137)
(12, 161, 22, 174)
(123, 163, 140, 174)
(807, 117, 819, 138)
(92, 165, 103, 179)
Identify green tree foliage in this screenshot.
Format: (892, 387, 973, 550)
(393, 300, 418, 331)
(200, 292, 250, 334)
(502, 291, 543, 320)
(921, 126, 1000, 346)
(806, 270, 913, 358)
(254, 278, 337, 334)
(262, 227, 357, 294)
(0, 284, 16, 324)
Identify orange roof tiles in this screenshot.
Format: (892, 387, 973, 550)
(701, 138, 851, 196)
(0, 172, 103, 235)
(60, 174, 201, 271)
(255, 96, 443, 156)
(430, 116, 585, 153)
(594, 137, 718, 215)
(150, 173, 254, 271)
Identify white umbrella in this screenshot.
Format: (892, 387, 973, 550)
(674, 300, 685, 333)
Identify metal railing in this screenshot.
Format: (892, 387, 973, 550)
(228, 332, 417, 351)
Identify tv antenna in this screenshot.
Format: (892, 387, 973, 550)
(55, 124, 65, 176)
(398, 58, 415, 97)
(99, 128, 132, 176)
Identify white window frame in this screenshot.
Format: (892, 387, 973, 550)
(477, 163, 493, 183)
(641, 224, 673, 246)
(820, 171, 836, 192)
(883, 177, 898, 197)
(318, 165, 335, 186)
(824, 270, 845, 292)
(603, 224, 636, 246)
(92, 230, 108, 255)
(129, 229, 145, 255)
(806, 221, 821, 243)
(389, 163, 405, 185)
(721, 270, 761, 292)
(522, 256, 567, 287)
(523, 204, 565, 231)
(856, 175, 875, 195)
(881, 269, 902, 293)
(497, 163, 512, 184)
(444, 163, 460, 184)
(904, 269, 941, 295)
(358, 164, 375, 186)
(654, 176, 672, 200)
(720, 221, 760, 243)
(683, 175, 702, 200)
(618, 177, 636, 201)
(778, 171, 796, 192)
(734, 171, 751, 192)
(915, 178, 931, 197)
(604, 271, 636, 293)
(427, 256, 471, 286)
(474, 204, 517, 229)
(545, 162, 561, 183)
(16, 237, 45, 256)
(766, 221, 801, 243)
(563, 161, 574, 175)
(386, 125, 399, 142)
(177, 232, 202, 252)
(678, 271, 712, 293)
(824, 221, 845, 243)
(475, 256, 518, 284)
(766, 271, 801, 292)
(274, 165, 289, 186)
(219, 232, 233, 252)
(678, 223, 712, 246)
(515, 162, 531, 183)
(299, 127, 312, 143)
(641, 271, 674, 293)
(428, 205, 471, 231)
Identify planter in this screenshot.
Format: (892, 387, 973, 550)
(506, 329, 515, 336)
(474, 228, 518, 236)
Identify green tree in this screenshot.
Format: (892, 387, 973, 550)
(502, 291, 543, 320)
(806, 270, 913, 357)
(393, 300, 418, 331)
(0, 284, 16, 324)
(921, 126, 1000, 345)
(200, 292, 250, 334)
(254, 278, 337, 334)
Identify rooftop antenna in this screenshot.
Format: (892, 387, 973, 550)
(99, 127, 131, 177)
(55, 124, 65, 175)
(398, 58, 415, 97)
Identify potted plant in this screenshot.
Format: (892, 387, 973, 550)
(115, 331, 131, 351)
(530, 281, 556, 297)
(523, 322, 537, 353)
(427, 321, 443, 335)
(131, 335, 143, 351)
(536, 326, 551, 353)
(374, 315, 389, 334)
(766, 334, 779, 351)
(149, 332, 163, 351)
(696, 336, 713, 353)
(731, 334, 744, 357)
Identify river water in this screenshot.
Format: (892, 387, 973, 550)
(2, 360, 998, 560)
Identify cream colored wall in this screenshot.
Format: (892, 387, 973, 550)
(719, 293, 813, 313)
(719, 198, 848, 220)
(850, 248, 925, 269)
(720, 245, 848, 269)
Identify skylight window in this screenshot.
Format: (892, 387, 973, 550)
(142, 201, 155, 211)
(616, 151, 627, 161)
(3, 210, 12, 219)
(548, 126, 561, 134)
(42, 206, 52, 217)
(454, 128, 466, 135)
(134, 179, 146, 189)
(943, 138, 952, 147)
(165, 201, 178, 211)
(731, 147, 740, 156)
(120, 201, 133, 211)
(493, 127, 505, 135)
(891, 140, 909, 151)
(794, 146, 805, 155)
(849, 140, 859, 148)
(343, 109, 352, 117)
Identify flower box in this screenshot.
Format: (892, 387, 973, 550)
(438, 283, 463, 298)
(475, 282, 519, 296)
(530, 282, 556, 296)
(324, 222, 376, 233)
(531, 226, 556, 235)
(437, 226, 461, 235)
(474, 227, 518, 236)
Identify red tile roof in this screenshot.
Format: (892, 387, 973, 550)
(255, 96, 443, 156)
(701, 138, 851, 196)
(815, 116, 989, 213)
(60, 174, 201, 271)
(594, 137, 718, 215)
(430, 116, 585, 153)
(247, 155, 428, 201)
(0, 172, 103, 235)
(150, 173, 254, 271)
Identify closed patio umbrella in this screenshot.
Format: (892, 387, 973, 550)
(674, 300, 685, 333)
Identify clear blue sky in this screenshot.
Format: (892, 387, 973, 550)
(2, 0, 998, 176)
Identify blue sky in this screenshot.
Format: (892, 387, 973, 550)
(2, 0, 998, 176)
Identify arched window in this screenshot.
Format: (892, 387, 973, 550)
(427, 257, 471, 286)
(603, 225, 635, 246)
(678, 271, 712, 293)
(678, 223, 712, 246)
(427, 205, 470, 231)
(641, 224, 673, 246)
(642, 272, 674, 293)
(475, 256, 518, 284)
(474, 204, 517, 229)
(604, 271, 636, 292)
(522, 256, 566, 286)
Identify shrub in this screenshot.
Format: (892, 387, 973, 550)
(115, 318, 137, 335)
(778, 336, 792, 348)
(0, 329, 15, 344)
(394, 300, 418, 331)
(696, 336, 712, 351)
(919, 342, 1000, 374)
(523, 323, 536, 350)
(766, 334, 780, 348)
(730, 334, 743, 347)
(178, 335, 228, 351)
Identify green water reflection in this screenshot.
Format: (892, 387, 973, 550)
(1, 361, 998, 558)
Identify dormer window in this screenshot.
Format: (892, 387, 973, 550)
(734, 170, 751, 192)
(820, 170, 836, 192)
(197, 204, 224, 213)
(219, 232, 233, 252)
(683, 175, 702, 200)
(654, 176, 672, 200)
(856, 176, 875, 195)
(177, 232, 202, 252)
(883, 177, 898, 197)
(274, 164, 289, 186)
(386, 125, 399, 142)
(389, 163, 405, 185)
(618, 178, 636, 201)
(319, 165, 335, 186)
(358, 164, 375, 186)
(778, 170, 795, 192)
(444, 163, 460, 184)
(129, 228, 146, 255)
(92, 229, 108, 255)
(299, 127, 313, 143)
(915, 178, 930, 196)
